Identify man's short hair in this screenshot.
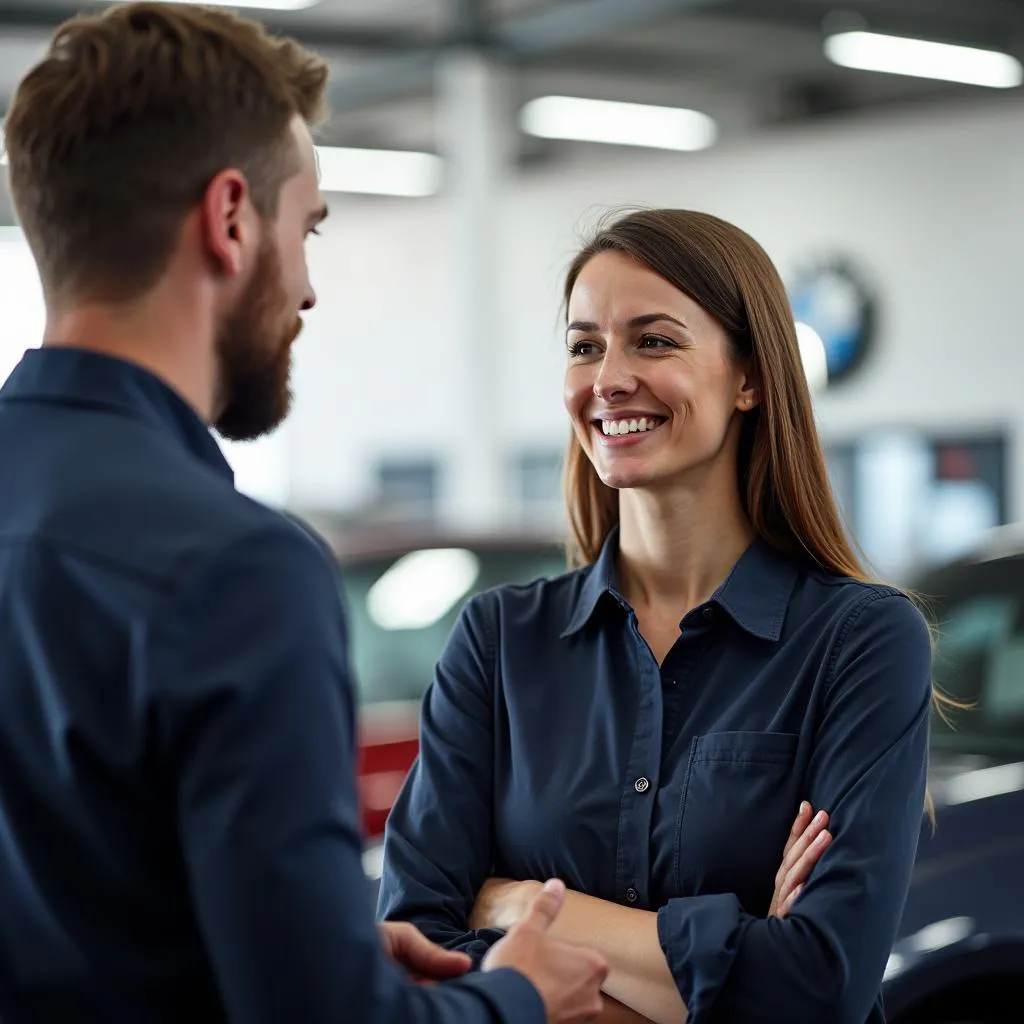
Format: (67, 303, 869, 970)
(3, 1, 329, 305)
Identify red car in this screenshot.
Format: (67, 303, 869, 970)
(326, 528, 567, 842)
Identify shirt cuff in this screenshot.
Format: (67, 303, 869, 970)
(454, 967, 546, 1024)
(656, 893, 748, 1021)
(445, 928, 506, 968)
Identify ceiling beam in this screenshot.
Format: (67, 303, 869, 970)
(329, 0, 731, 110)
(452, 0, 489, 46)
(0, 0, 733, 113)
(0, 2, 442, 51)
(495, 0, 728, 57)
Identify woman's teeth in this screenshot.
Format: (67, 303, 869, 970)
(600, 417, 661, 436)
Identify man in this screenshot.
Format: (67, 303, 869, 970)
(0, 4, 607, 1022)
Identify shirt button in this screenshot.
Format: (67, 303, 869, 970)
(625, 887, 638, 903)
(634, 777, 650, 793)
(703, 606, 715, 620)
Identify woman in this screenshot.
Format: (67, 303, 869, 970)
(377, 210, 933, 1024)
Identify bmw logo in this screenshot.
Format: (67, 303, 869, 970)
(787, 258, 876, 392)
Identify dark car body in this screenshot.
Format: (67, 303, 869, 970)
(329, 523, 1024, 1020)
(882, 528, 1024, 1023)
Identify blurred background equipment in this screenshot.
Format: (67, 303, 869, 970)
(2, 0, 1024, 574)
(3, 2, 1024, 1018)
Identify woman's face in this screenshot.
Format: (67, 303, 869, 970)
(564, 250, 756, 494)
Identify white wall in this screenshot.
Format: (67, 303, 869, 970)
(4, 93, 1024, 531)
(287, 92, 1024, 527)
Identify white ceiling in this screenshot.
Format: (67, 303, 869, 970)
(1, 0, 1023, 157)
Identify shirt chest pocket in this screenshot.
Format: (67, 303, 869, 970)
(673, 731, 800, 915)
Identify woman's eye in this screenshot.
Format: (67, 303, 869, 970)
(568, 340, 598, 357)
(640, 333, 677, 349)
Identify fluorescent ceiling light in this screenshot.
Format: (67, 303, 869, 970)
(315, 146, 442, 197)
(2, 134, 440, 198)
(109, 0, 322, 9)
(521, 96, 717, 152)
(367, 548, 481, 631)
(825, 30, 1023, 89)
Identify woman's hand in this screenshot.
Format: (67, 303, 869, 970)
(769, 801, 832, 918)
(470, 877, 542, 932)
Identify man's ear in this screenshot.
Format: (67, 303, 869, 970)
(200, 169, 252, 278)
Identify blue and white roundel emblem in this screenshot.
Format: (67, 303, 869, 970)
(788, 259, 875, 388)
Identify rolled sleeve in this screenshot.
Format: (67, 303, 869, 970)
(378, 594, 503, 965)
(656, 592, 932, 1024)
(152, 525, 540, 1024)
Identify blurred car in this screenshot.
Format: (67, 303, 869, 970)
(884, 526, 1024, 1024)
(330, 522, 1024, 1017)
(331, 528, 566, 841)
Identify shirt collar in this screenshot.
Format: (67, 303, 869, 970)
(0, 347, 234, 483)
(562, 526, 799, 642)
(561, 527, 624, 638)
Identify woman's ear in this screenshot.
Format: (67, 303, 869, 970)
(736, 362, 761, 411)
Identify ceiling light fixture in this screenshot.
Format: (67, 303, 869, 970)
(315, 147, 442, 197)
(824, 30, 1023, 89)
(3, 135, 440, 198)
(520, 96, 717, 152)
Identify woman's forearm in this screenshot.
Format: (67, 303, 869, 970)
(598, 994, 658, 1023)
(546, 888, 688, 1024)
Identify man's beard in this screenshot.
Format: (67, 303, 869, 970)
(213, 237, 302, 443)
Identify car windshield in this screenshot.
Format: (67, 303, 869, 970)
(338, 542, 568, 706)
(916, 556, 1024, 762)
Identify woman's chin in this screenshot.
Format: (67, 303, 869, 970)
(597, 467, 655, 491)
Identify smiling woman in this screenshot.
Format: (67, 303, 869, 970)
(378, 208, 937, 1024)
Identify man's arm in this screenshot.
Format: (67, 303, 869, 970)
(148, 521, 544, 1024)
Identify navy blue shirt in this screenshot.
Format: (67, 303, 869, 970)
(378, 528, 933, 1024)
(0, 348, 542, 1024)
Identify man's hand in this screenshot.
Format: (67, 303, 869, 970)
(379, 921, 472, 983)
(484, 879, 608, 1023)
(769, 801, 832, 918)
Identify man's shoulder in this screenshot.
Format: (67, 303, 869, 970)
(0, 417, 325, 591)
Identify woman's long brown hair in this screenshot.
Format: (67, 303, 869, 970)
(561, 208, 955, 823)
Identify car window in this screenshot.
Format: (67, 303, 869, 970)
(338, 544, 568, 706)
(920, 560, 1024, 758)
